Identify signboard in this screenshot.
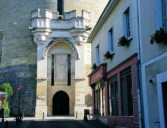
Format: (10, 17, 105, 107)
(16, 85, 24, 92)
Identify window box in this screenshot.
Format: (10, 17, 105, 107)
(150, 28, 167, 45)
(118, 36, 130, 46)
(92, 63, 97, 70)
(104, 50, 114, 60)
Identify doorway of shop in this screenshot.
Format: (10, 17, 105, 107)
(53, 91, 69, 115)
(162, 82, 167, 127)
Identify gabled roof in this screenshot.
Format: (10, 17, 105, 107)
(87, 0, 120, 43)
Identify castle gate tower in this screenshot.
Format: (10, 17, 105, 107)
(0, 0, 109, 117)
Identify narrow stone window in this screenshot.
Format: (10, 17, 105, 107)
(67, 55, 71, 86)
(0, 32, 3, 63)
(51, 54, 54, 86)
(57, 0, 64, 15)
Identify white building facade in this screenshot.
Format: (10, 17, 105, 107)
(139, 0, 167, 128)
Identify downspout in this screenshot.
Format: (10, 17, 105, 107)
(135, 0, 142, 128)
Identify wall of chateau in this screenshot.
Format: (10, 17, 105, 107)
(0, 0, 109, 117)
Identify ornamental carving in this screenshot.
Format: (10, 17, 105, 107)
(43, 38, 79, 60)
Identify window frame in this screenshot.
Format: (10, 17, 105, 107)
(96, 45, 100, 66)
(120, 67, 133, 116)
(108, 75, 119, 116)
(122, 5, 133, 40)
(162, 0, 167, 32)
(94, 80, 105, 116)
(108, 26, 115, 54)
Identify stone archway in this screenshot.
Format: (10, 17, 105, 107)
(52, 91, 69, 115)
(43, 38, 80, 60)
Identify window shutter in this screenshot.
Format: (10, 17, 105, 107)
(112, 26, 114, 53)
(96, 45, 100, 66)
(155, 0, 163, 29)
(129, 5, 133, 37)
(122, 13, 127, 37)
(108, 32, 112, 53)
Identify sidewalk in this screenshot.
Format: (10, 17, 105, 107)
(0, 117, 114, 128)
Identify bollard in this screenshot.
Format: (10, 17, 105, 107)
(1, 108, 4, 122)
(84, 109, 88, 122)
(42, 112, 44, 119)
(16, 115, 18, 126)
(5, 121, 8, 128)
(76, 111, 77, 118)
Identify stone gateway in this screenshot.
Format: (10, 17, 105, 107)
(0, 0, 109, 117)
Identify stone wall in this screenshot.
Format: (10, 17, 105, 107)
(0, 0, 109, 117)
(0, 65, 36, 116)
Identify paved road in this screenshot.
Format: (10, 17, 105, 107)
(0, 119, 112, 128)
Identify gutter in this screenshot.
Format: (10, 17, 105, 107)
(135, 0, 143, 128)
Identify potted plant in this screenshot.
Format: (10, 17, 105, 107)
(0, 83, 13, 117)
(103, 50, 113, 60)
(92, 63, 97, 70)
(85, 25, 92, 30)
(118, 35, 129, 46)
(150, 27, 167, 45)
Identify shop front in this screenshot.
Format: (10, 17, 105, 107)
(88, 54, 139, 127)
(88, 63, 107, 118)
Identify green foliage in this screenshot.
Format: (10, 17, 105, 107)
(85, 25, 92, 30)
(0, 83, 13, 98)
(0, 83, 13, 116)
(92, 63, 97, 70)
(1, 100, 10, 114)
(150, 28, 167, 45)
(104, 50, 113, 60)
(118, 36, 129, 46)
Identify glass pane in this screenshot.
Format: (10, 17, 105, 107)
(121, 77, 128, 116)
(58, 0, 63, 15)
(111, 83, 115, 116)
(115, 81, 119, 116)
(127, 74, 133, 116)
(100, 80, 105, 87)
(121, 67, 131, 77)
(100, 89, 102, 116)
(103, 87, 105, 116)
(165, 19, 167, 32)
(95, 90, 97, 115)
(108, 85, 112, 116)
(108, 75, 117, 84)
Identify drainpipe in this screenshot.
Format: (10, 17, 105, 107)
(135, 0, 142, 128)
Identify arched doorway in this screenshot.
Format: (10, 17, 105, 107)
(53, 91, 69, 115)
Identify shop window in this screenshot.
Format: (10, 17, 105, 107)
(57, 0, 64, 15)
(96, 45, 100, 66)
(123, 5, 132, 39)
(108, 27, 114, 54)
(121, 67, 133, 116)
(94, 80, 105, 116)
(108, 75, 119, 116)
